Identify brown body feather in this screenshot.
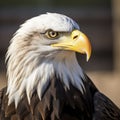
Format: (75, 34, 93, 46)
(0, 75, 120, 120)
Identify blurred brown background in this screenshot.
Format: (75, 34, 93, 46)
(0, 0, 120, 107)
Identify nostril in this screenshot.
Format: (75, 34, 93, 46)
(73, 35, 78, 40)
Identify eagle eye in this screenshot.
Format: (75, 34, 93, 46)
(45, 30, 59, 39)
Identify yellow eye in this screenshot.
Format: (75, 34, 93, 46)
(45, 30, 59, 39)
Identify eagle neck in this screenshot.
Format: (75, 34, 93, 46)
(7, 52, 85, 107)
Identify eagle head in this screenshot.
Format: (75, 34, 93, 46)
(6, 13, 91, 107)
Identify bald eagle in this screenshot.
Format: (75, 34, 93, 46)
(0, 13, 120, 120)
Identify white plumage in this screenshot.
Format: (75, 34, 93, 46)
(0, 12, 119, 120)
(6, 13, 84, 107)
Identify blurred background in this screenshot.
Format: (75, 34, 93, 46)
(0, 0, 120, 107)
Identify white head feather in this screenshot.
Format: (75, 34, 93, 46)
(6, 13, 85, 107)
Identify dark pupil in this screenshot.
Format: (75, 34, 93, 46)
(50, 31, 56, 37)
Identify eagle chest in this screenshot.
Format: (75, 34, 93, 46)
(0, 78, 92, 120)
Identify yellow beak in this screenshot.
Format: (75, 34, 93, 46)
(51, 30, 92, 61)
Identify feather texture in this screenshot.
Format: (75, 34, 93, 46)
(0, 13, 119, 120)
(0, 75, 120, 120)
